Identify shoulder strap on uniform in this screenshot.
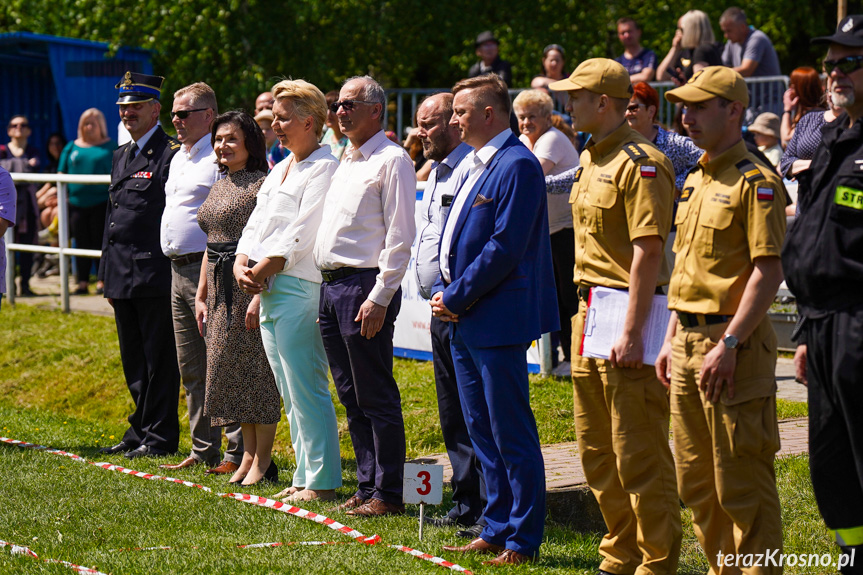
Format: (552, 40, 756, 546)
(735, 159, 766, 185)
(623, 141, 649, 163)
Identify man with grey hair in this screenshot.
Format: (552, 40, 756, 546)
(314, 75, 417, 517)
(158, 82, 243, 475)
(719, 7, 780, 78)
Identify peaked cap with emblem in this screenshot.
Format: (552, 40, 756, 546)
(115, 71, 165, 104)
(813, 15, 863, 46)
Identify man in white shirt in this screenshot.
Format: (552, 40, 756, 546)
(158, 83, 243, 474)
(314, 75, 417, 517)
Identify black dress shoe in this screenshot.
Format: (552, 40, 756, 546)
(263, 460, 278, 483)
(99, 441, 134, 455)
(423, 515, 459, 527)
(125, 445, 169, 459)
(455, 524, 484, 539)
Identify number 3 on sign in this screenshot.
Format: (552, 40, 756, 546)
(403, 463, 443, 505)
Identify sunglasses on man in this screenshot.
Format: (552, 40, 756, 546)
(822, 55, 863, 75)
(170, 108, 208, 119)
(329, 100, 376, 113)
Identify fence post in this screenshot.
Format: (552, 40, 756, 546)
(3, 226, 13, 306)
(57, 181, 70, 313)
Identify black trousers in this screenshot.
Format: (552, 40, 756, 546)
(113, 296, 181, 452)
(805, 309, 863, 540)
(431, 314, 486, 524)
(550, 227, 579, 362)
(69, 202, 107, 284)
(318, 270, 406, 504)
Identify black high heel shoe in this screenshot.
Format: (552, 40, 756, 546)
(263, 460, 278, 483)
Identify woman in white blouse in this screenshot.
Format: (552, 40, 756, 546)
(235, 79, 342, 502)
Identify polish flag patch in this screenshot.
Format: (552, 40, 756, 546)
(757, 186, 774, 201)
(640, 165, 657, 178)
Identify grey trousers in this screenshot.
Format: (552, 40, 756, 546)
(171, 258, 243, 465)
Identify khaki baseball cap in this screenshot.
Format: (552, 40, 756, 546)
(548, 58, 633, 99)
(665, 66, 749, 107)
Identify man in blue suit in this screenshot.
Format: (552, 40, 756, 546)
(433, 74, 558, 566)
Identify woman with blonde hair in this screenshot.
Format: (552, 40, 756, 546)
(58, 108, 115, 294)
(513, 88, 580, 374)
(657, 10, 722, 84)
(235, 79, 342, 502)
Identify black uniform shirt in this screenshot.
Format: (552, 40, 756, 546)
(782, 112, 863, 315)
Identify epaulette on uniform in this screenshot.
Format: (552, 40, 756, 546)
(735, 159, 766, 185)
(623, 141, 650, 163)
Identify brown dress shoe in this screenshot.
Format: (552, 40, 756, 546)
(329, 495, 366, 513)
(345, 498, 405, 517)
(482, 549, 537, 566)
(159, 456, 200, 470)
(441, 537, 504, 554)
(205, 461, 240, 475)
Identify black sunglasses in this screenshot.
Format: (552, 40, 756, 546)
(626, 103, 644, 113)
(822, 55, 863, 76)
(170, 108, 208, 119)
(329, 100, 375, 113)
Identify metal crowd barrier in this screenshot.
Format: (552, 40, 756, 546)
(4, 173, 109, 312)
(385, 75, 790, 137)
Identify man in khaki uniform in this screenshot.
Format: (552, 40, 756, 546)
(550, 59, 681, 575)
(656, 67, 786, 574)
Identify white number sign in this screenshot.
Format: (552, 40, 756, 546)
(403, 463, 443, 505)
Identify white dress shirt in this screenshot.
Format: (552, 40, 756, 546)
(160, 134, 221, 258)
(439, 128, 511, 283)
(237, 146, 338, 284)
(314, 130, 417, 307)
(131, 124, 159, 157)
(415, 142, 472, 299)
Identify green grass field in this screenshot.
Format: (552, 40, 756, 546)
(0, 305, 837, 574)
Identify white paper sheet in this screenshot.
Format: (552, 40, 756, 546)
(580, 287, 671, 366)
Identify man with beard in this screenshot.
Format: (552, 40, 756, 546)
(414, 93, 486, 538)
(783, 17, 863, 573)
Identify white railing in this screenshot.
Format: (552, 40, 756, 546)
(4, 174, 560, 374)
(4, 173, 109, 312)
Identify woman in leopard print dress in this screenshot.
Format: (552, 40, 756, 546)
(196, 110, 280, 486)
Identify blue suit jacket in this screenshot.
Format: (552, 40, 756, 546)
(434, 133, 559, 348)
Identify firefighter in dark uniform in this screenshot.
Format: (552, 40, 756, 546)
(97, 72, 182, 460)
(783, 17, 863, 573)
(657, 66, 787, 573)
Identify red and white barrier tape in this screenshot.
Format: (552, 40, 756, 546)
(2, 436, 474, 574)
(1, 539, 110, 574)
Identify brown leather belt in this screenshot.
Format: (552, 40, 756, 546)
(170, 251, 205, 267)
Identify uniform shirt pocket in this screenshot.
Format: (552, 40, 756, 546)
(586, 185, 618, 235)
(697, 206, 734, 258)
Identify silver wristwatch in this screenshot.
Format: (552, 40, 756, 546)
(722, 334, 739, 349)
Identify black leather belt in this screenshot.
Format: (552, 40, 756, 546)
(577, 285, 665, 301)
(170, 251, 204, 267)
(206, 242, 238, 328)
(320, 267, 378, 283)
(677, 312, 732, 328)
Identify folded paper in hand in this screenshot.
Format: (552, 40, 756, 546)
(580, 287, 671, 366)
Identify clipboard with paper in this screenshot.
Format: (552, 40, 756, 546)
(579, 287, 671, 366)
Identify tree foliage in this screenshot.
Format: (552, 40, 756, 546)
(0, 0, 838, 116)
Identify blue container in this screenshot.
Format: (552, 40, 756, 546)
(0, 32, 152, 162)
